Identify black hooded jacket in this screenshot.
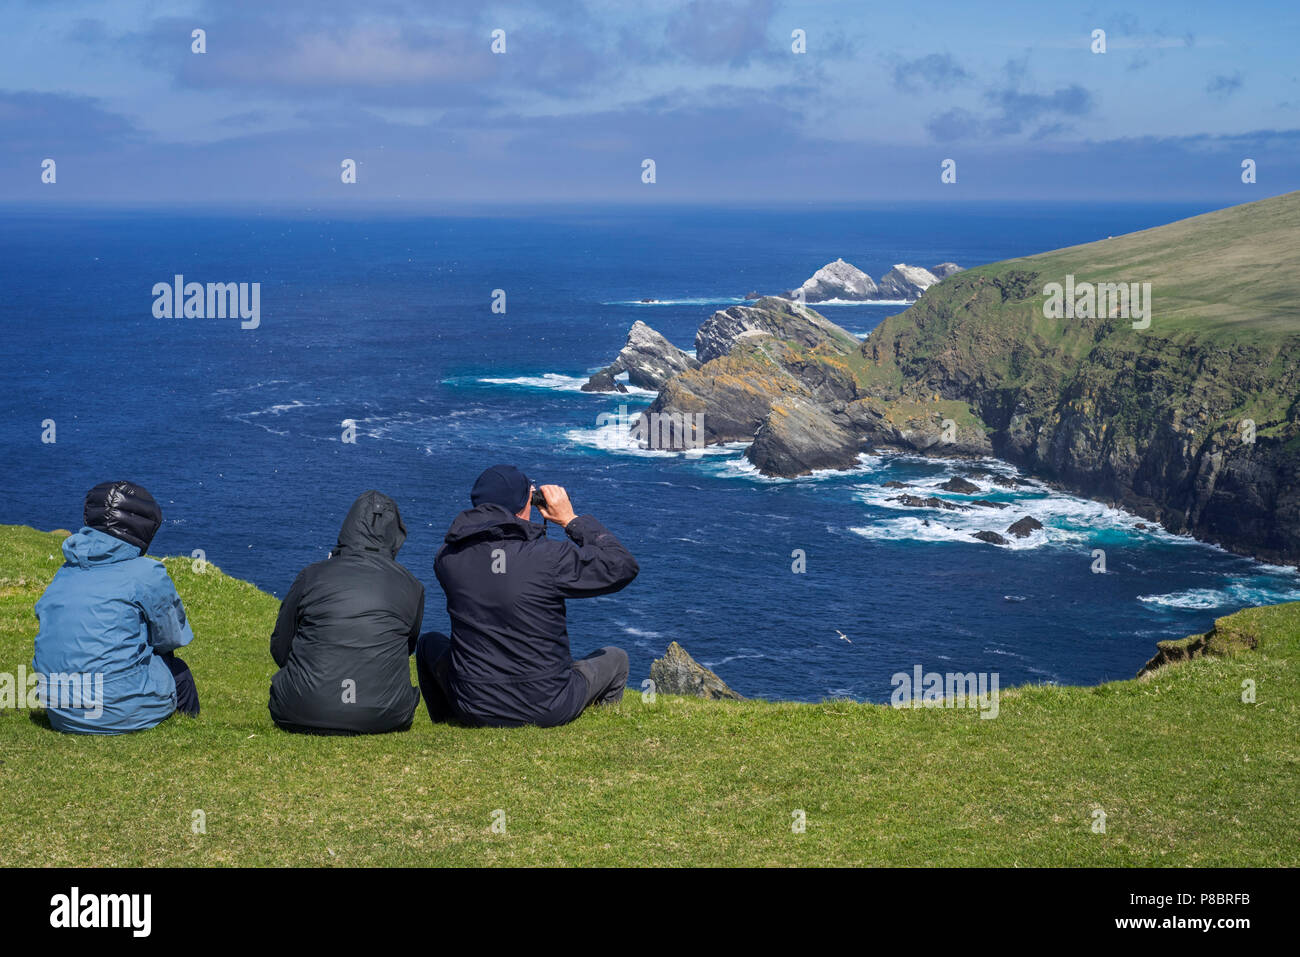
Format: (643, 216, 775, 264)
(434, 505, 639, 728)
(269, 491, 423, 734)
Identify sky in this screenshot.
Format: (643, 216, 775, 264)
(2, 0, 1298, 204)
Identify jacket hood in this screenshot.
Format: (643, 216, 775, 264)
(62, 526, 142, 568)
(443, 503, 543, 546)
(336, 490, 407, 558)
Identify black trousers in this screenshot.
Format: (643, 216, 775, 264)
(159, 650, 200, 717)
(415, 632, 628, 726)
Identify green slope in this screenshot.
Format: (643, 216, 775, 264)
(2, 524, 1297, 867)
(1009, 190, 1300, 335)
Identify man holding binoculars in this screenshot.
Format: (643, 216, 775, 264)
(416, 465, 639, 728)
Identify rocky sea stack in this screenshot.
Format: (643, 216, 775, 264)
(650, 641, 744, 700)
(582, 319, 699, 392)
(788, 258, 878, 301)
(784, 258, 963, 303)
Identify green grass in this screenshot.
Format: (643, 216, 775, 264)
(982, 189, 1300, 337)
(2, 523, 1297, 866)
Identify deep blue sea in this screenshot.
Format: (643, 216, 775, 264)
(4, 202, 1298, 702)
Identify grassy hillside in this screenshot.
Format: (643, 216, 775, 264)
(863, 191, 1300, 392)
(1, 523, 1297, 866)
(1009, 189, 1300, 336)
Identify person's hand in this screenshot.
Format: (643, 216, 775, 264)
(537, 484, 577, 527)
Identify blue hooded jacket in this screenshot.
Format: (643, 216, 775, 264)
(33, 527, 194, 734)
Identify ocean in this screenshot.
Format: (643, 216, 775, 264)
(4, 201, 1298, 702)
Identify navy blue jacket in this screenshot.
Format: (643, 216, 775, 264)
(433, 505, 638, 727)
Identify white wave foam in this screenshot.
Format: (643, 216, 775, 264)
(353, 410, 440, 441)
(702, 652, 768, 667)
(1139, 588, 1225, 610)
(704, 451, 886, 483)
(848, 462, 1170, 550)
(478, 373, 587, 391)
(804, 298, 913, 306)
(214, 378, 291, 396)
(603, 297, 745, 306)
(565, 414, 737, 460)
(849, 517, 1021, 546)
(234, 399, 316, 435)
(473, 372, 658, 397)
(705, 455, 774, 480)
(242, 400, 314, 416)
(1138, 581, 1300, 610)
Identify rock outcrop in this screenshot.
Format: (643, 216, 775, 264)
(877, 264, 941, 300)
(649, 305, 992, 476)
(745, 397, 861, 475)
(788, 258, 879, 302)
(940, 477, 980, 493)
(580, 370, 627, 393)
(1006, 516, 1044, 538)
(694, 296, 860, 365)
(894, 494, 969, 511)
(650, 641, 744, 700)
(931, 262, 964, 279)
(582, 320, 699, 392)
(642, 295, 992, 475)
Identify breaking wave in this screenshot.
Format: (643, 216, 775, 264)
(1138, 581, 1300, 610)
(461, 372, 659, 396)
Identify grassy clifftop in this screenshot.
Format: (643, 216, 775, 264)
(1008, 189, 1300, 336)
(1, 523, 1297, 866)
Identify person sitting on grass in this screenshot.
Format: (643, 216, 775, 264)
(416, 465, 639, 729)
(33, 481, 198, 734)
(268, 490, 424, 735)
